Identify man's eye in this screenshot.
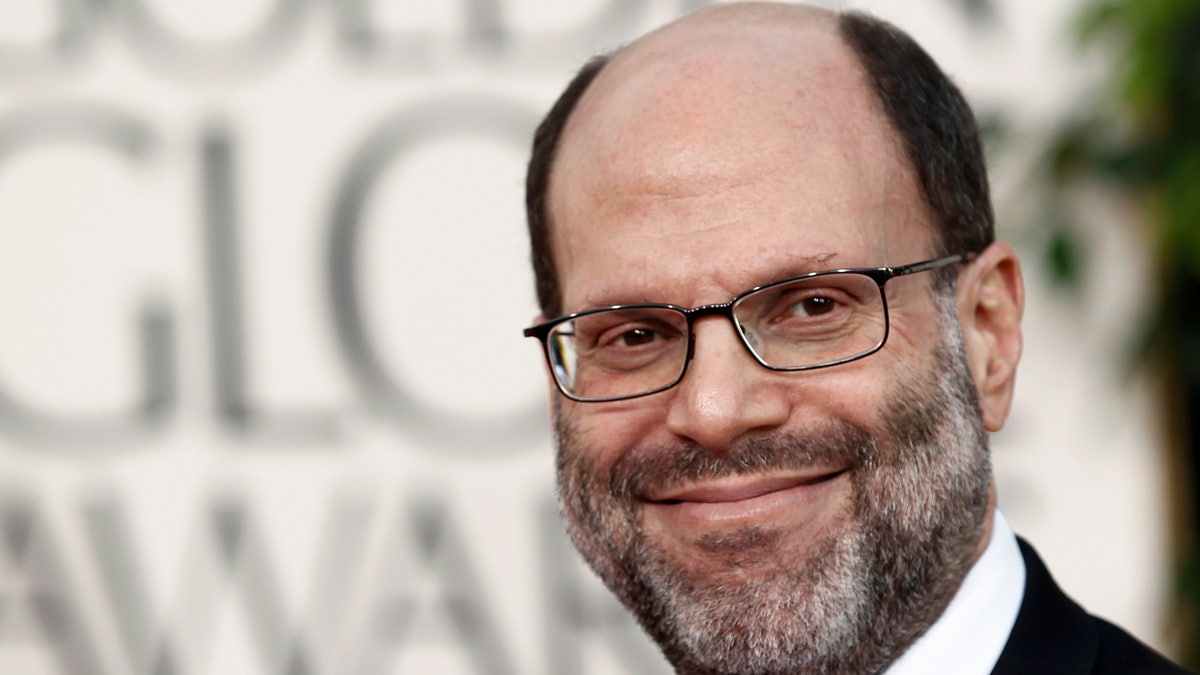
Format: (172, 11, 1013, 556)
(789, 295, 839, 318)
(605, 326, 661, 348)
(618, 328, 657, 346)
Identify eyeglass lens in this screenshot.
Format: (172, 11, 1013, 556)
(545, 272, 887, 401)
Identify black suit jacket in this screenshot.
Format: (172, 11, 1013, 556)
(990, 539, 1191, 674)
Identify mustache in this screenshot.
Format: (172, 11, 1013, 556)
(607, 421, 877, 503)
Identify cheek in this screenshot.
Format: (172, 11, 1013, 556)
(781, 362, 897, 432)
(819, 322, 945, 419)
(559, 399, 670, 465)
(882, 290, 950, 353)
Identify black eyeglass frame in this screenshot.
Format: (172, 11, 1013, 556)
(523, 253, 973, 402)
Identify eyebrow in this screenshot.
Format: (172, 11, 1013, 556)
(578, 290, 655, 311)
(575, 252, 843, 312)
(765, 252, 841, 280)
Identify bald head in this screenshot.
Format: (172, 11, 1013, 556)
(526, 3, 993, 317)
(599, 0, 838, 71)
(555, 4, 878, 201)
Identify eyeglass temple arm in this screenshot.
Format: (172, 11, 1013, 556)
(892, 252, 975, 277)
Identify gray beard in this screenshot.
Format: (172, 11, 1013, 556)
(554, 300, 992, 674)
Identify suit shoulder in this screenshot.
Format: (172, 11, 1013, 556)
(993, 538, 1192, 675)
(1092, 618, 1193, 675)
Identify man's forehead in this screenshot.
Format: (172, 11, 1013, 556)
(549, 7, 906, 212)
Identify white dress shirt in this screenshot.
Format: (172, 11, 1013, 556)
(884, 510, 1026, 675)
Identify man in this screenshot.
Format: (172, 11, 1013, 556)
(522, 3, 1189, 673)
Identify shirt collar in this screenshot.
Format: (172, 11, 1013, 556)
(883, 509, 1026, 675)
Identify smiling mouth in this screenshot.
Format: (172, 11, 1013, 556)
(650, 469, 848, 505)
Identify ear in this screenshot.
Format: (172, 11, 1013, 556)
(956, 242, 1024, 432)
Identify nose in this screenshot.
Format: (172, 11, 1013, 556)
(665, 317, 792, 453)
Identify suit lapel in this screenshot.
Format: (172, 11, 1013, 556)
(990, 538, 1099, 674)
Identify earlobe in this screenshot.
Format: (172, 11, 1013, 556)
(956, 242, 1024, 432)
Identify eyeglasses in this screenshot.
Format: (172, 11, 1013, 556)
(523, 253, 971, 402)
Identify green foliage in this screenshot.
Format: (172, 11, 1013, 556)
(1044, 220, 1084, 286)
(1069, 0, 1200, 249)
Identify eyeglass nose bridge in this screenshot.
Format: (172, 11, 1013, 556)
(676, 299, 758, 375)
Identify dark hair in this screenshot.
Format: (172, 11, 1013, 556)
(837, 11, 995, 286)
(526, 54, 612, 318)
(525, 11, 993, 316)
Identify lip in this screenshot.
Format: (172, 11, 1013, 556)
(642, 469, 849, 527)
(648, 469, 847, 504)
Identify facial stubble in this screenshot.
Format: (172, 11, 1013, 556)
(555, 304, 991, 674)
